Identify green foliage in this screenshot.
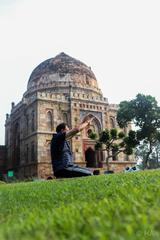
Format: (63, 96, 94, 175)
(0, 181, 6, 184)
(0, 171, 160, 239)
(112, 143, 119, 152)
(135, 141, 160, 169)
(119, 141, 125, 148)
(95, 141, 102, 150)
(118, 131, 125, 138)
(96, 129, 137, 156)
(117, 100, 134, 128)
(124, 130, 139, 148)
(124, 146, 133, 155)
(88, 130, 97, 140)
(99, 129, 110, 142)
(110, 128, 118, 139)
(117, 93, 160, 168)
(130, 94, 159, 127)
(117, 93, 160, 130)
(156, 132, 160, 142)
(90, 128, 138, 171)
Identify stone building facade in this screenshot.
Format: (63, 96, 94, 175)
(0, 146, 6, 177)
(5, 53, 135, 179)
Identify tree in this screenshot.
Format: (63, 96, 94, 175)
(117, 93, 160, 169)
(135, 141, 160, 169)
(89, 128, 138, 171)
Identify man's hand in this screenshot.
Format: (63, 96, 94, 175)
(66, 117, 95, 139)
(78, 117, 95, 132)
(82, 115, 95, 123)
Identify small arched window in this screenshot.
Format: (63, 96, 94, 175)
(25, 144, 29, 163)
(31, 110, 35, 132)
(14, 123, 20, 166)
(63, 112, 68, 125)
(31, 141, 35, 162)
(26, 115, 29, 135)
(110, 117, 116, 128)
(15, 123, 20, 147)
(46, 111, 53, 131)
(87, 129, 92, 137)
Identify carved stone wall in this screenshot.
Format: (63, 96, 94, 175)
(5, 53, 135, 179)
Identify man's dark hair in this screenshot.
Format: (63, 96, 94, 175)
(56, 123, 67, 133)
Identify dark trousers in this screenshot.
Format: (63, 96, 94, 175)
(54, 165, 93, 178)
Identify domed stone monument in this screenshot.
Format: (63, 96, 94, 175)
(5, 53, 135, 179)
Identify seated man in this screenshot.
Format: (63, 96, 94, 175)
(51, 119, 93, 178)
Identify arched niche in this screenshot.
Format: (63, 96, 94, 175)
(13, 122, 20, 167)
(110, 117, 116, 128)
(31, 110, 35, 132)
(46, 111, 53, 131)
(82, 114, 102, 137)
(63, 112, 68, 125)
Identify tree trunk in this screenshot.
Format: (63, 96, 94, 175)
(155, 148, 159, 168)
(106, 150, 110, 171)
(143, 142, 152, 169)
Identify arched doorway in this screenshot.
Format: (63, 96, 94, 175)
(85, 147, 96, 168)
(82, 114, 104, 167)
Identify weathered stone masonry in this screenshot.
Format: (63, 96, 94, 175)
(5, 53, 135, 179)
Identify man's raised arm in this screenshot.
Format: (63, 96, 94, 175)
(66, 117, 94, 140)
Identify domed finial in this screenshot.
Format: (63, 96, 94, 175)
(59, 52, 67, 56)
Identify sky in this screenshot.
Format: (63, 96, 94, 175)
(0, 0, 160, 144)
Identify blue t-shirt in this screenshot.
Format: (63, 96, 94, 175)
(51, 132, 73, 172)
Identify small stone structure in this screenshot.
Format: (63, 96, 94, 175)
(5, 53, 136, 179)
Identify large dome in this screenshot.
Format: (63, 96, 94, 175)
(27, 52, 99, 93)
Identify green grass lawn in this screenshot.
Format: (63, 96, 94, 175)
(0, 170, 160, 240)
